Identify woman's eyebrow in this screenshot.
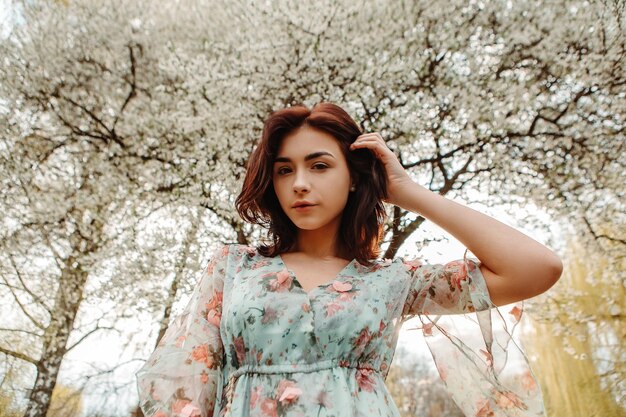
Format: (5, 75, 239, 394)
(274, 151, 335, 163)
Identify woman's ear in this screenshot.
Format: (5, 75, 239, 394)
(349, 173, 357, 191)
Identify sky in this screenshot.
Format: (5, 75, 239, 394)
(0, 0, 20, 39)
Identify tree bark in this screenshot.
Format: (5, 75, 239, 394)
(24, 256, 88, 417)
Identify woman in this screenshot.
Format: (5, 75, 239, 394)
(136, 102, 562, 417)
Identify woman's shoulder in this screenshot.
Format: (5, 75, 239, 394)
(224, 243, 258, 258)
(377, 256, 423, 279)
(354, 256, 406, 275)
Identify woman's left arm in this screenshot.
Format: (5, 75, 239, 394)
(350, 132, 564, 307)
(392, 180, 563, 307)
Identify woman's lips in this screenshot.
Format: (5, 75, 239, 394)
(294, 204, 316, 211)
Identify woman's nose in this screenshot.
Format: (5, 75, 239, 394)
(293, 171, 310, 192)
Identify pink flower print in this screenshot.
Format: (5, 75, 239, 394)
(338, 292, 356, 302)
(276, 379, 302, 405)
(154, 411, 168, 417)
(244, 246, 257, 257)
(251, 385, 263, 409)
(174, 335, 186, 348)
(206, 289, 223, 311)
(269, 269, 292, 292)
(180, 403, 201, 417)
(353, 328, 373, 355)
(206, 246, 228, 275)
(403, 258, 422, 272)
(207, 308, 221, 327)
(301, 303, 311, 313)
(191, 344, 209, 364)
(368, 263, 383, 272)
(253, 260, 271, 269)
(521, 369, 538, 392)
(261, 306, 279, 324)
(249, 347, 263, 362)
(150, 389, 161, 401)
(277, 269, 290, 284)
(332, 281, 352, 292)
(475, 397, 494, 417)
(493, 389, 528, 410)
(278, 386, 302, 405)
(445, 260, 468, 290)
(207, 261, 217, 275)
(233, 335, 246, 365)
(509, 305, 522, 323)
(480, 349, 493, 367)
(435, 361, 448, 381)
(171, 399, 191, 414)
(325, 302, 343, 317)
(421, 322, 434, 337)
(355, 368, 376, 392)
(260, 398, 278, 417)
(200, 370, 209, 384)
(205, 289, 223, 327)
(316, 391, 332, 409)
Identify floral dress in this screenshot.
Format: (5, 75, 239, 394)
(136, 243, 545, 417)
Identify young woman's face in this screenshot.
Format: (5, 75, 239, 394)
(272, 125, 353, 232)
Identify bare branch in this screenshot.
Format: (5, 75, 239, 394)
(0, 346, 39, 366)
(8, 253, 53, 314)
(0, 327, 43, 337)
(65, 325, 117, 353)
(0, 273, 45, 330)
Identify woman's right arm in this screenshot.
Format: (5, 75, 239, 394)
(136, 244, 229, 417)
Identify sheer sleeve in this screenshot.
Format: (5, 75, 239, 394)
(401, 249, 547, 417)
(136, 244, 229, 417)
(401, 248, 492, 316)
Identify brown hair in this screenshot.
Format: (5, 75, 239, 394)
(235, 102, 388, 266)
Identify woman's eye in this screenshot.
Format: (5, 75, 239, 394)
(277, 164, 328, 175)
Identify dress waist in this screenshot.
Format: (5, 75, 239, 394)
(222, 359, 380, 417)
(231, 358, 379, 377)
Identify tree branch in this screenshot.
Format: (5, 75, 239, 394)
(65, 325, 117, 353)
(0, 274, 45, 330)
(0, 327, 43, 337)
(0, 346, 38, 366)
(8, 253, 53, 314)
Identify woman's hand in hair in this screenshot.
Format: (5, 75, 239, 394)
(350, 132, 413, 205)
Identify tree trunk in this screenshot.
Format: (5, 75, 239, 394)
(24, 258, 88, 417)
